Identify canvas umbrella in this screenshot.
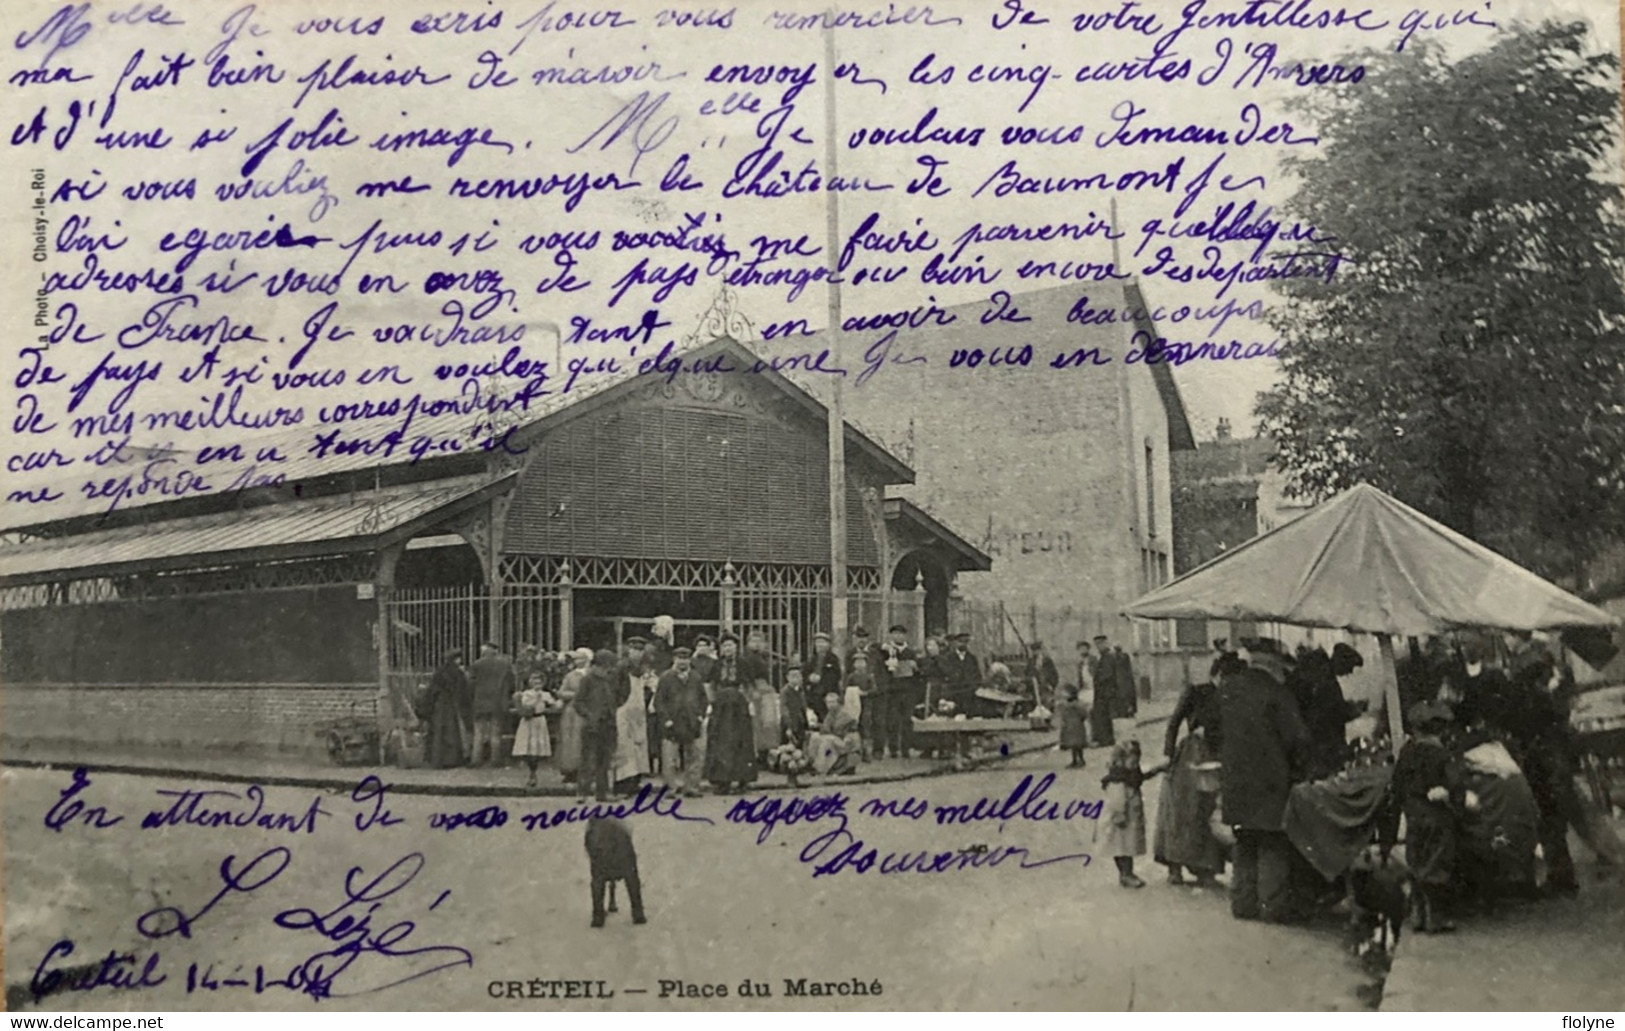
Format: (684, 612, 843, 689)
(1126, 483, 1618, 745)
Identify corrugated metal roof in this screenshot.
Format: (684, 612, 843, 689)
(0, 474, 509, 583)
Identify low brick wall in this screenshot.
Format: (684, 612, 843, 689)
(1, 683, 378, 759)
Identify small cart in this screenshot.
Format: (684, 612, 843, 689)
(323, 700, 382, 766)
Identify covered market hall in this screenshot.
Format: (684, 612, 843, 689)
(0, 335, 991, 757)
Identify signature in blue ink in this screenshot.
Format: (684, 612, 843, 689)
(138, 846, 292, 940)
(269, 852, 473, 999)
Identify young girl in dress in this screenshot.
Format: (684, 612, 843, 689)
(512, 675, 555, 789)
(1096, 740, 1169, 888)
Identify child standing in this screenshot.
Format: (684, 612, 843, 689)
(780, 667, 811, 748)
(1057, 685, 1088, 768)
(845, 653, 876, 761)
(1386, 701, 1476, 932)
(1096, 740, 1168, 888)
(512, 678, 554, 789)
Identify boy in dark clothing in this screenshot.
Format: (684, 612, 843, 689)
(844, 653, 876, 760)
(1383, 701, 1477, 933)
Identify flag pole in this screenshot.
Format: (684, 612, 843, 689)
(823, 18, 850, 653)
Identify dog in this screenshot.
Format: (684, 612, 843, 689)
(585, 817, 646, 928)
(1346, 844, 1410, 972)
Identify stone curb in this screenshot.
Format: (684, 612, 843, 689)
(1375, 935, 1420, 1012)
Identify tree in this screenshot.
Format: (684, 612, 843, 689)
(1256, 21, 1625, 583)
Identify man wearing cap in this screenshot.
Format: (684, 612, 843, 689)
(1088, 636, 1115, 747)
(646, 620, 677, 776)
(654, 647, 707, 796)
(803, 631, 843, 722)
(576, 649, 622, 802)
(470, 641, 517, 767)
(1295, 645, 1366, 779)
(940, 632, 983, 719)
(845, 627, 873, 675)
(617, 636, 654, 786)
(876, 624, 920, 759)
(1218, 647, 1312, 923)
(691, 635, 718, 688)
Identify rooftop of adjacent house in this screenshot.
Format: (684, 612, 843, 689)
(1173, 428, 1276, 483)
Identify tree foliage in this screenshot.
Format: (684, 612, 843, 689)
(1256, 20, 1625, 582)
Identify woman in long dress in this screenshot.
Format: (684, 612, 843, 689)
(554, 648, 592, 785)
(1153, 657, 1234, 886)
(424, 649, 470, 769)
(704, 636, 757, 791)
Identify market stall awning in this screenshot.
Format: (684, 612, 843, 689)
(1125, 482, 1617, 637)
(0, 473, 517, 586)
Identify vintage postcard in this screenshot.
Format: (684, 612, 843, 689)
(3, 0, 1624, 1013)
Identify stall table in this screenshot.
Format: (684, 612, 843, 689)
(912, 717, 1030, 765)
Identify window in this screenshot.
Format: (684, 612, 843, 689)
(1144, 439, 1157, 539)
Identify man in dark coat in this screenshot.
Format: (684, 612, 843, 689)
(1088, 636, 1115, 746)
(845, 627, 873, 672)
(1110, 644, 1138, 719)
(584, 818, 646, 927)
(1219, 651, 1312, 922)
(1029, 642, 1059, 708)
(654, 647, 708, 796)
(469, 641, 516, 767)
(940, 632, 983, 717)
(575, 650, 621, 802)
(1453, 640, 1524, 747)
(802, 631, 844, 721)
(1293, 645, 1364, 779)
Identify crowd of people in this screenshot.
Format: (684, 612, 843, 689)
(1117, 633, 1621, 937)
(412, 620, 1618, 933)
(413, 619, 1052, 799)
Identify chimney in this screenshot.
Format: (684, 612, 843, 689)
(1215, 417, 1232, 441)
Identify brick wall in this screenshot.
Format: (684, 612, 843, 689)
(2, 684, 378, 759)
